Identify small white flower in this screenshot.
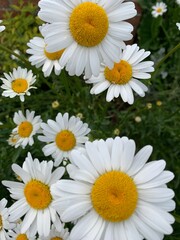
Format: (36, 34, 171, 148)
(7, 133, 20, 147)
(176, 22, 180, 31)
(27, 24, 64, 77)
(12, 109, 42, 148)
(152, 2, 167, 18)
(0, 20, 5, 32)
(11, 49, 21, 60)
(176, 0, 180, 6)
(2, 152, 65, 237)
(51, 137, 175, 240)
(86, 44, 154, 104)
(0, 67, 37, 102)
(38, 0, 137, 77)
(0, 198, 15, 240)
(38, 112, 91, 166)
(39, 223, 69, 240)
(8, 222, 36, 240)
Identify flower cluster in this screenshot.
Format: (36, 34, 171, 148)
(0, 0, 177, 239)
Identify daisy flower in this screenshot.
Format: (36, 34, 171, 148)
(7, 132, 20, 147)
(2, 152, 65, 237)
(52, 137, 175, 240)
(0, 67, 36, 102)
(38, 0, 137, 77)
(86, 44, 154, 104)
(152, 2, 167, 18)
(0, 20, 5, 32)
(27, 25, 64, 77)
(39, 223, 69, 240)
(12, 109, 42, 148)
(38, 112, 91, 166)
(8, 222, 36, 240)
(0, 198, 15, 240)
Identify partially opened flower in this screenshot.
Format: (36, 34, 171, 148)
(39, 223, 69, 240)
(52, 137, 175, 240)
(12, 109, 42, 148)
(0, 198, 15, 240)
(152, 2, 167, 18)
(8, 222, 36, 240)
(38, 112, 91, 166)
(0, 20, 5, 32)
(86, 44, 154, 104)
(38, 0, 137, 77)
(0, 67, 36, 102)
(27, 25, 64, 77)
(2, 152, 65, 237)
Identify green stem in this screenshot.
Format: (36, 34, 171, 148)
(0, 44, 31, 67)
(153, 42, 180, 76)
(21, 101, 25, 114)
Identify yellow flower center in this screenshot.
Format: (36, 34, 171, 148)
(44, 48, 65, 60)
(156, 8, 162, 13)
(16, 234, 28, 240)
(24, 180, 52, 210)
(12, 78, 28, 93)
(91, 171, 138, 222)
(69, 2, 109, 47)
(104, 60, 133, 85)
(51, 238, 63, 240)
(55, 130, 76, 151)
(0, 215, 3, 230)
(18, 121, 33, 138)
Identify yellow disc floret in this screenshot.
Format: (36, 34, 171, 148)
(156, 8, 162, 13)
(16, 234, 28, 240)
(24, 180, 52, 210)
(18, 121, 33, 138)
(44, 48, 65, 60)
(91, 171, 138, 222)
(0, 215, 3, 230)
(56, 130, 76, 151)
(69, 2, 109, 47)
(12, 79, 28, 93)
(104, 60, 133, 85)
(51, 237, 63, 240)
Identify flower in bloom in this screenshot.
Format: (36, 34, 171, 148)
(39, 223, 69, 240)
(0, 67, 36, 102)
(38, 112, 91, 166)
(0, 20, 5, 32)
(86, 44, 154, 104)
(176, 22, 180, 31)
(0, 198, 15, 240)
(27, 25, 64, 77)
(12, 109, 42, 148)
(2, 152, 65, 237)
(7, 132, 20, 147)
(151, 2, 167, 18)
(38, 0, 137, 77)
(52, 137, 175, 240)
(8, 222, 36, 240)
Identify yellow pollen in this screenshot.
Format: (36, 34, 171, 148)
(55, 130, 76, 151)
(51, 238, 63, 240)
(156, 8, 162, 13)
(0, 215, 3, 230)
(12, 78, 28, 93)
(16, 234, 28, 240)
(44, 48, 65, 60)
(69, 2, 109, 47)
(91, 171, 138, 222)
(104, 60, 133, 85)
(24, 180, 52, 210)
(18, 121, 33, 138)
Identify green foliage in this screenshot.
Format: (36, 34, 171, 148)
(0, 0, 180, 239)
